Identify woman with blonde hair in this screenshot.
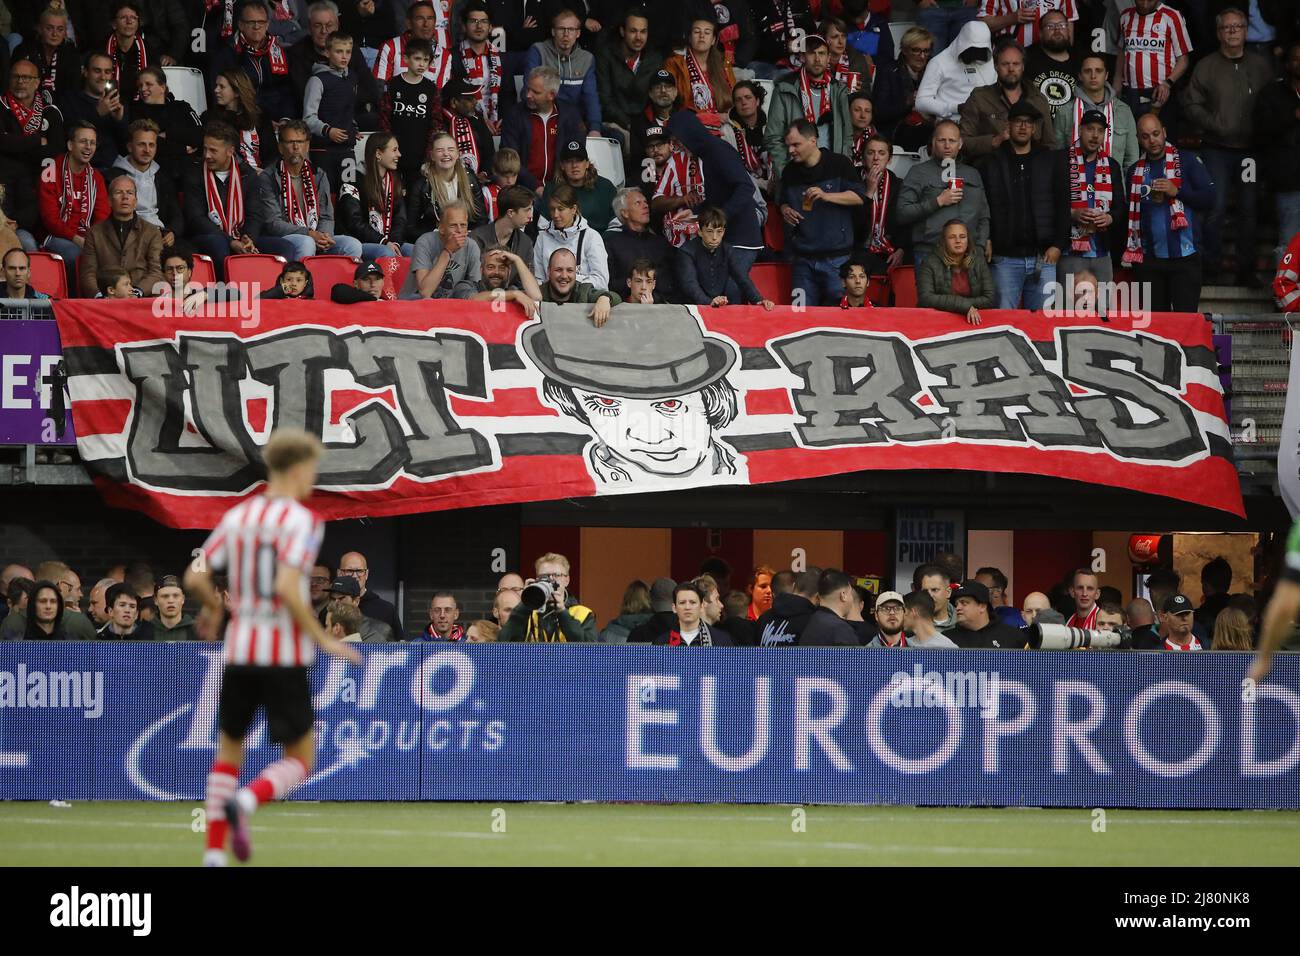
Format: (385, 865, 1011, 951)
(1211, 607, 1254, 651)
(405, 131, 483, 240)
(917, 218, 996, 325)
(664, 17, 735, 133)
(201, 69, 276, 170)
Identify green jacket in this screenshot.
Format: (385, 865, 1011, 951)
(541, 176, 620, 234)
(1052, 85, 1139, 174)
(595, 42, 665, 129)
(154, 614, 199, 640)
(541, 282, 621, 306)
(917, 253, 997, 315)
(499, 596, 598, 643)
(764, 71, 853, 178)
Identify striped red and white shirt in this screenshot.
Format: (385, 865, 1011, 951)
(200, 494, 324, 668)
(980, 0, 1077, 48)
(373, 32, 454, 86)
(1118, 3, 1191, 90)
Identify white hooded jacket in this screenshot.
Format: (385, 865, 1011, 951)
(532, 212, 610, 290)
(915, 20, 997, 122)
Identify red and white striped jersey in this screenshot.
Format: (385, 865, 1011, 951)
(980, 0, 1077, 48)
(1118, 3, 1191, 90)
(200, 494, 324, 668)
(373, 32, 454, 86)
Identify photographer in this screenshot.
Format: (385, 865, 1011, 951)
(499, 553, 597, 643)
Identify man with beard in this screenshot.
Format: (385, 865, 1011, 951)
(958, 38, 1056, 159)
(1023, 10, 1080, 120)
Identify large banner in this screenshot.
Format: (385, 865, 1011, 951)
(49, 300, 1243, 528)
(0, 319, 76, 445)
(2, 643, 1297, 807)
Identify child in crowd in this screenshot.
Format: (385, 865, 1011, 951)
(677, 206, 774, 309)
(482, 148, 520, 223)
(382, 38, 442, 186)
(260, 261, 314, 299)
(304, 32, 360, 190)
(627, 257, 666, 303)
(96, 268, 135, 299)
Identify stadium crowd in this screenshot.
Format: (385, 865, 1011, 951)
(0, 0, 1297, 313)
(0, 548, 1277, 651)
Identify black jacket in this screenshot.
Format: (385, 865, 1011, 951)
(1255, 78, 1300, 194)
(976, 143, 1071, 257)
(359, 589, 402, 638)
(404, 176, 485, 242)
(947, 619, 1025, 649)
(0, 98, 64, 181)
(604, 225, 678, 299)
(798, 606, 860, 646)
(337, 181, 409, 245)
(129, 95, 203, 174)
(56, 89, 128, 172)
(182, 160, 263, 237)
(628, 610, 677, 644)
(11, 41, 82, 103)
(755, 592, 817, 647)
(288, 37, 382, 123)
(199, 107, 279, 169)
(649, 624, 734, 646)
(722, 615, 757, 647)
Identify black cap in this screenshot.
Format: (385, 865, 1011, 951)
(1079, 108, 1109, 129)
(560, 140, 588, 161)
(354, 261, 384, 280)
(1162, 593, 1193, 615)
(328, 576, 361, 597)
(643, 124, 668, 143)
(1007, 99, 1040, 121)
(442, 77, 479, 100)
(650, 69, 675, 87)
(951, 580, 992, 607)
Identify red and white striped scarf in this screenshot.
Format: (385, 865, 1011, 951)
(866, 171, 894, 256)
(206, 0, 234, 38)
(1067, 604, 1099, 629)
(204, 164, 245, 237)
(1164, 635, 1203, 651)
(734, 125, 770, 182)
(238, 127, 261, 170)
(280, 162, 319, 230)
(1069, 144, 1112, 252)
(3, 92, 46, 135)
(270, 0, 294, 21)
(38, 46, 61, 96)
(367, 170, 397, 239)
(235, 34, 289, 77)
(654, 151, 705, 247)
(1072, 97, 1113, 158)
(107, 33, 148, 85)
(459, 41, 501, 125)
(799, 69, 831, 124)
(1122, 144, 1187, 266)
(832, 54, 862, 93)
(686, 49, 715, 112)
(481, 182, 501, 222)
(851, 128, 876, 183)
(443, 108, 480, 174)
(58, 156, 97, 236)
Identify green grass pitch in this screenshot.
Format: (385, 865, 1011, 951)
(3, 802, 1300, 865)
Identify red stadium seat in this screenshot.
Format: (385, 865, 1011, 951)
(888, 264, 917, 308)
(304, 254, 360, 295)
(27, 251, 68, 299)
(192, 254, 216, 285)
(225, 254, 287, 295)
(378, 256, 410, 300)
(866, 274, 889, 306)
(763, 201, 784, 253)
(750, 262, 792, 305)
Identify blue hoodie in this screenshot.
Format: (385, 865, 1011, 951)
(666, 111, 763, 249)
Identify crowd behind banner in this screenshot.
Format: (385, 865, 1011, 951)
(1, 0, 1299, 315)
(0, 544, 1285, 654)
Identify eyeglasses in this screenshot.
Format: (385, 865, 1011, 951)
(554, 26, 580, 33)
(339, 567, 367, 576)
(310, 576, 332, 585)
(466, 16, 490, 25)
(1219, 23, 1245, 32)
(11, 74, 39, 82)
(281, 138, 310, 145)
(241, 18, 269, 26)
(905, 47, 933, 56)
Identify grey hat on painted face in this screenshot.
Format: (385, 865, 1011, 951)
(522, 304, 737, 400)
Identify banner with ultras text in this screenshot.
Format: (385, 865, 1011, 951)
(1, 644, 1296, 807)
(47, 301, 1243, 527)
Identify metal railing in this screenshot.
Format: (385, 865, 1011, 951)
(1213, 314, 1294, 493)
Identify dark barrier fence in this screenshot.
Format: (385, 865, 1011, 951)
(2, 643, 1298, 807)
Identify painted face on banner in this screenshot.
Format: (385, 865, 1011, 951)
(577, 390, 715, 477)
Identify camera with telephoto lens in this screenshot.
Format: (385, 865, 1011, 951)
(1027, 621, 1124, 650)
(521, 574, 560, 611)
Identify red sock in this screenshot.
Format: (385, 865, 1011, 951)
(246, 757, 308, 807)
(205, 761, 239, 851)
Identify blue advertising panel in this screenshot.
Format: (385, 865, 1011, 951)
(1, 644, 1297, 807)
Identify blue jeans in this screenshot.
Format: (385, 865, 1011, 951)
(791, 254, 849, 308)
(1276, 191, 1300, 266)
(16, 229, 37, 252)
(1199, 147, 1257, 271)
(258, 233, 363, 261)
(359, 242, 414, 261)
(731, 245, 761, 299)
(991, 255, 1056, 310)
(917, 5, 979, 54)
